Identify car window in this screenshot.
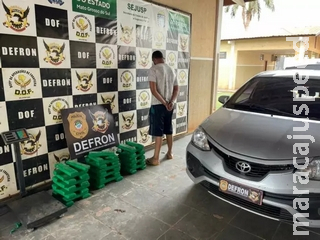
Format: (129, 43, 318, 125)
(234, 80, 258, 103)
(225, 76, 320, 120)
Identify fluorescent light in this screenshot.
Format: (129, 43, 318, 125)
(232, 0, 245, 6)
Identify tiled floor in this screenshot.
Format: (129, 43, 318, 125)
(1, 135, 320, 240)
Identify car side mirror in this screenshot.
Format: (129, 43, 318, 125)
(218, 95, 230, 104)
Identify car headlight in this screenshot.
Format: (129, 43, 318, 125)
(192, 127, 210, 151)
(296, 158, 320, 180)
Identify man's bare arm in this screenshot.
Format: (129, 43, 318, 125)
(149, 81, 167, 105)
(170, 85, 179, 103)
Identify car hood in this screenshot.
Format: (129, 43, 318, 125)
(201, 108, 320, 160)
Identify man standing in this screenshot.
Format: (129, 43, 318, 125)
(146, 50, 179, 166)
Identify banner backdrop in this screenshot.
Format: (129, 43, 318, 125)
(0, 0, 191, 202)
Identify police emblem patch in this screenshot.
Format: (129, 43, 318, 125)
(67, 112, 89, 139)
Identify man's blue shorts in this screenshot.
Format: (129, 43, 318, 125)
(148, 104, 173, 137)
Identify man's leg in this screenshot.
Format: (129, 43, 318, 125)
(153, 136, 163, 162)
(165, 134, 173, 159)
(147, 105, 164, 165)
(164, 109, 174, 159)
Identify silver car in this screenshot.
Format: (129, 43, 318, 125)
(186, 67, 320, 228)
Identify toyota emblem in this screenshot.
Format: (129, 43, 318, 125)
(236, 161, 251, 173)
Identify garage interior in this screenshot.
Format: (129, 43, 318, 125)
(2, 0, 320, 240)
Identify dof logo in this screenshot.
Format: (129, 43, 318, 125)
(72, 15, 92, 40)
(167, 52, 176, 68)
(154, 31, 164, 48)
(99, 46, 115, 68)
(138, 90, 150, 108)
(48, 98, 69, 123)
(9, 70, 37, 98)
(178, 70, 187, 85)
(120, 71, 134, 89)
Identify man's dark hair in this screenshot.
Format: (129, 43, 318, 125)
(152, 50, 163, 59)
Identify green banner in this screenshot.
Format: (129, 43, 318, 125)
(72, 0, 117, 19)
(169, 11, 190, 34)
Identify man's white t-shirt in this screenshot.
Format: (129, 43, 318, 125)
(148, 63, 178, 105)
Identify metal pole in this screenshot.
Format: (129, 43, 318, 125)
(211, 0, 224, 112)
(13, 142, 26, 196)
(228, 41, 235, 90)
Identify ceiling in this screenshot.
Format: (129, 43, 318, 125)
(223, 0, 255, 6)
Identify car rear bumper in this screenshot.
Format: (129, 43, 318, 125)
(186, 142, 320, 228)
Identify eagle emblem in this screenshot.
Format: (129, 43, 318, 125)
(138, 50, 150, 67)
(14, 74, 31, 90)
(180, 36, 188, 51)
(179, 70, 187, 84)
(51, 101, 67, 122)
(139, 91, 149, 107)
(178, 103, 186, 116)
(121, 71, 133, 89)
(43, 40, 65, 65)
(120, 24, 133, 44)
(89, 110, 110, 134)
(168, 52, 175, 67)
(76, 18, 88, 31)
(122, 113, 135, 130)
(53, 153, 70, 163)
(20, 130, 41, 155)
(102, 48, 112, 60)
(2, 1, 30, 31)
(75, 17, 90, 39)
(101, 47, 113, 67)
(155, 31, 164, 47)
(139, 127, 150, 144)
(101, 94, 116, 111)
(52, 101, 66, 114)
(76, 71, 94, 92)
(249, 190, 261, 204)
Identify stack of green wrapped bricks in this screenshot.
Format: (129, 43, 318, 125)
(129, 142, 147, 170)
(52, 161, 91, 207)
(118, 141, 146, 174)
(52, 141, 146, 206)
(85, 151, 123, 189)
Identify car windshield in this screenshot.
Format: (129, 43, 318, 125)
(224, 76, 320, 121)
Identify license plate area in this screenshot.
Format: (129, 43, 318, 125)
(219, 178, 264, 205)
